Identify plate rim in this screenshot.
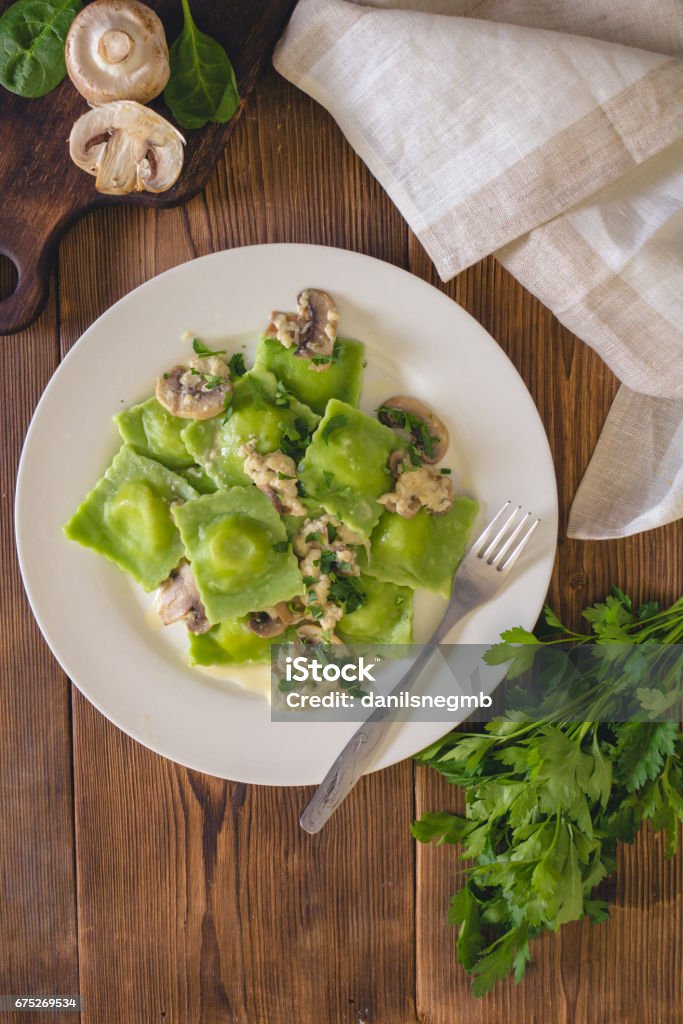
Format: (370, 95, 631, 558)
(15, 242, 558, 784)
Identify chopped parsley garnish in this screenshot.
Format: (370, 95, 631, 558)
(440, 467, 452, 474)
(319, 550, 336, 575)
(320, 414, 349, 444)
(305, 531, 321, 543)
(227, 352, 247, 377)
(280, 417, 312, 462)
(277, 471, 294, 480)
(377, 405, 439, 460)
(272, 541, 289, 553)
(274, 380, 295, 407)
(192, 338, 226, 358)
(328, 575, 367, 614)
(310, 340, 341, 367)
(322, 470, 334, 489)
(326, 522, 337, 543)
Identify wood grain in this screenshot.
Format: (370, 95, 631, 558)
(0, 264, 80, 1023)
(57, 70, 417, 1024)
(0, 0, 296, 335)
(0, 56, 681, 1024)
(409, 242, 683, 1024)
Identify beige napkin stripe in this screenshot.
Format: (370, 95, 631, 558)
(498, 214, 683, 400)
(424, 60, 683, 278)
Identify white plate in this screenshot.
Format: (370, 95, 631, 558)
(16, 244, 557, 785)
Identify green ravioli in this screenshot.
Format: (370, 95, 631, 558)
(189, 618, 295, 666)
(115, 397, 195, 471)
(255, 335, 365, 415)
(360, 496, 478, 597)
(298, 399, 405, 538)
(338, 575, 413, 645)
(64, 445, 198, 591)
(171, 487, 304, 623)
(181, 367, 319, 488)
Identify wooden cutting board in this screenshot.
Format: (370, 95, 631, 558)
(0, 0, 297, 334)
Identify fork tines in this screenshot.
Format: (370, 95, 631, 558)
(474, 501, 541, 573)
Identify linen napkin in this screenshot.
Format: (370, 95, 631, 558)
(273, 0, 683, 539)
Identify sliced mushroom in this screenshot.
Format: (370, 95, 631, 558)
(377, 396, 449, 464)
(154, 562, 210, 634)
(295, 623, 344, 646)
(156, 356, 232, 420)
(69, 101, 185, 195)
(387, 449, 411, 479)
(247, 602, 305, 638)
(65, 0, 170, 105)
(266, 289, 339, 365)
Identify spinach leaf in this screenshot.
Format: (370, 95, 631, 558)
(164, 0, 240, 130)
(0, 0, 81, 98)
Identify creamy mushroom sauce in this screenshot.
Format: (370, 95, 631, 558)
(123, 339, 460, 699)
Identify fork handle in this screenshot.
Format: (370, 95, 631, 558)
(299, 640, 438, 834)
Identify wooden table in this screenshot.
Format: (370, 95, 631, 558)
(1, 65, 681, 1024)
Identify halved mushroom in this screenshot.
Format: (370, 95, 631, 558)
(65, 0, 170, 105)
(156, 356, 232, 420)
(247, 602, 305, 638)
(69, 101, 185, 195)
(266, 289, 339, 366)
(154, 562, 210, 635)
(377, 397, 449, 464)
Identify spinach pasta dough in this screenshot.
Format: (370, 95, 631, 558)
(255, 335, 364, 415)
(171, 488, 304, 623)
(64, 445, 198, 590)
(361, 496, 479, 597)
(64, 290, 478, 680)
(338, 575, 413, 645)
(299, 400, 405, 538)
(182, 368, 319, 488)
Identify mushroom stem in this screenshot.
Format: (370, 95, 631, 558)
(99, 29, 134, 64)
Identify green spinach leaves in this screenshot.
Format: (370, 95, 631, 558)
(0, 0, 81, 97)
(164, 0, 239, 130)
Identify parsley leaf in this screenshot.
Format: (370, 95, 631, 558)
(413, 588, 683, 996)
(192, 338, 226, 358)
(228, 352, 247, 377)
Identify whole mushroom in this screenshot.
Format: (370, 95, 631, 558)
(377, 396, 449, 464)
(65, 0, 170, 105)
(69, 101, 185, 195)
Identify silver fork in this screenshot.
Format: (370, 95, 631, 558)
(299, 501, 541, 834)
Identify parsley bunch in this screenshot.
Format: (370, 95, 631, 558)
(413, 589, 683, 996)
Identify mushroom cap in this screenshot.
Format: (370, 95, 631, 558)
(65, 0, 170, 105)
(247, 602, 304, 638)
(295, 288, 339, 359)
(69, 101, 185, 195)
(154, 562, 210, 634)
(266, 289, 339, 364)
(377, 396, 449, 463)
(155, 357, 232, 420)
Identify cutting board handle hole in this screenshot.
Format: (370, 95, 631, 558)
(0, 255, 19, 302)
